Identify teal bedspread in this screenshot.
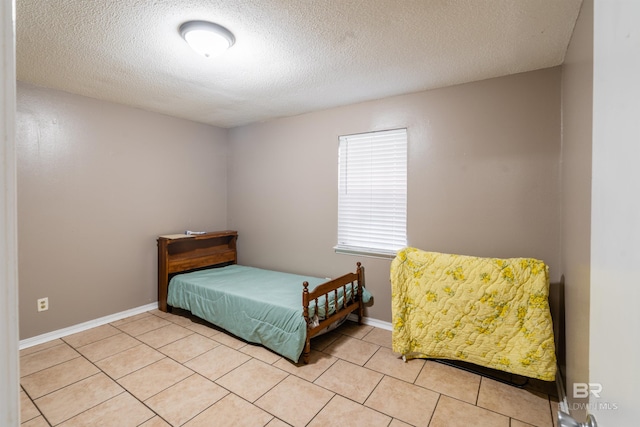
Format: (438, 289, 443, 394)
(167, 264, 370, 362)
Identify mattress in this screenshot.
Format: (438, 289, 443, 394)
(391, 247, 557, 381)
(167, 264, 371, 362)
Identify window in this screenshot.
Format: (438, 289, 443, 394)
(336, 128, 407, 257)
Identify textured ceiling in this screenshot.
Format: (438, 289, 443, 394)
(16, 0, 582, 128)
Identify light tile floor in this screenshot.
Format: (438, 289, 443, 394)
(20, 309, 560, 427)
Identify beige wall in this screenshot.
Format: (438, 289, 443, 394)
(560, 0, 593, 420)
(17, 83, 229, 339)
(228, 68, 562, 323)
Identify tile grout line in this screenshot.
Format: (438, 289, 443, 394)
(20, 384, 51, 427)
(427, 393, 442, 426)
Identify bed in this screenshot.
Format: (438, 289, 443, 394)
(391, 247, 557, 381)
(157, 230, 370, 363)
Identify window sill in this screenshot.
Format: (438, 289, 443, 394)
(334, 246, 398, 260)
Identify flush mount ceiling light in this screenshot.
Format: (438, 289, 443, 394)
(179, 20, 235, 58)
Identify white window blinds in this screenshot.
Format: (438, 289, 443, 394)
(336, 128, 407, 257)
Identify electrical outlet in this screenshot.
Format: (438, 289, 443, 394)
(37, 297, 48, 312)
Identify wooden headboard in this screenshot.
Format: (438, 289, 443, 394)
(157, 230, 238, 312)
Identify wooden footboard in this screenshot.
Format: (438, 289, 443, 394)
(302, 262, 365, 364)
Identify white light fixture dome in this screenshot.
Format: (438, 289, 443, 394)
(179, 20, 235, 58)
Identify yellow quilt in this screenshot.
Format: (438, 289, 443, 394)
(391, 247, 556, 381)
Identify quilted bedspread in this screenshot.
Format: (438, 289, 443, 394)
(391, 247, 556, 381)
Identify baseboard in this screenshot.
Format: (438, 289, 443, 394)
(20, 304, 390, 350)
(19, 302, 158, 350)
(348, 313, 392, 331)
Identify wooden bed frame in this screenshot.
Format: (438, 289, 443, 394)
(157, 230, 366, 363)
